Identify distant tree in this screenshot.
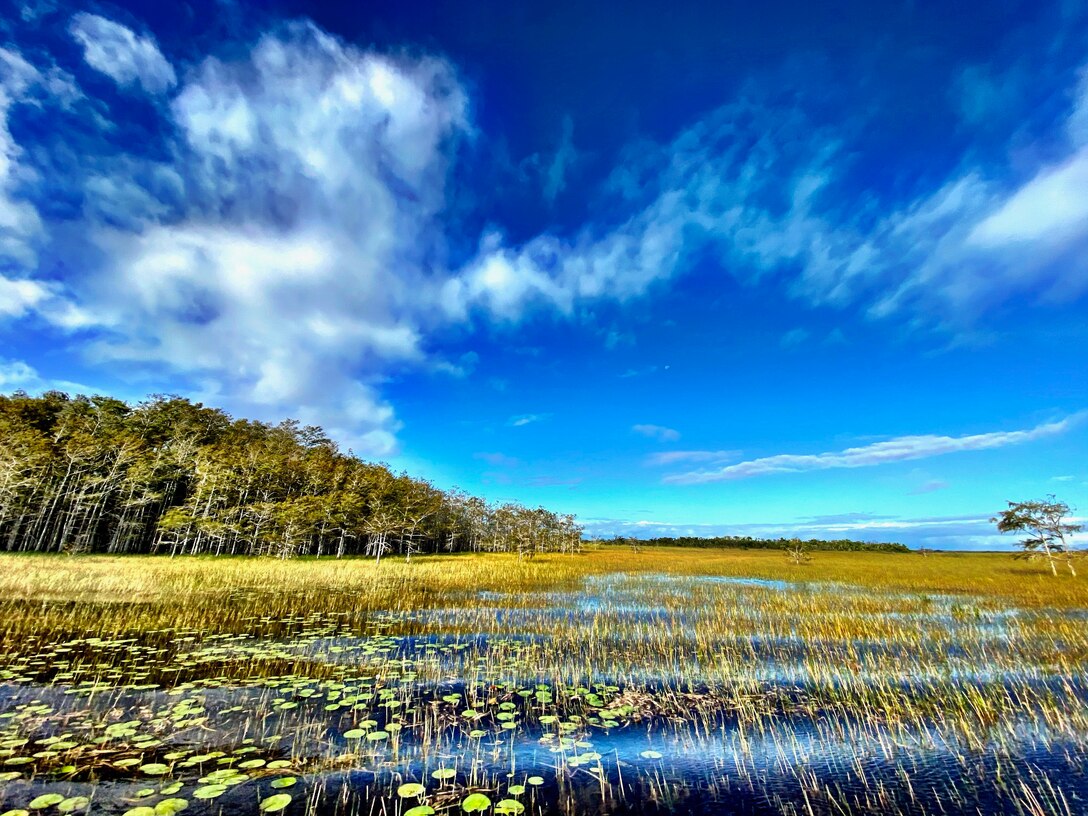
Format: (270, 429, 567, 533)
(992, 496, 1082, 576)
(785, 538, 811, 565)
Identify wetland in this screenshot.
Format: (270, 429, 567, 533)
(0, 549, 1085, 816)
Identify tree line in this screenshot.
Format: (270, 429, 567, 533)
(605, 535, 910, 553)
(0, 391, 582, 560)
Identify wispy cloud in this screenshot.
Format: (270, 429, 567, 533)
(632, 423, 680, 442)
(542, 115, 578, 204)
(507, 413, 548, 427)
(664, 414, 1084, 484)
(453, 57, 1088, 332)
(0, 358, 95, 395)
(646, 449, 739, 467)
(779, 328, 809, 349)
(527, 475, 582, 488)
(619, 365, 668, 379)
(68, 13, 176, 94)
(474, 451, 520, 467)
(909, 480, 950, 495)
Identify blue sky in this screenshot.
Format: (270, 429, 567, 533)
(2, 0, 1087, 549)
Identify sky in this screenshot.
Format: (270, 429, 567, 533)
(2, 0, 1087, 550)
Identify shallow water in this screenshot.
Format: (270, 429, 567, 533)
(2, 571, 1087, 815)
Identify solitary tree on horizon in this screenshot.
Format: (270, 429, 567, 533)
(992, 496, 1082, 576)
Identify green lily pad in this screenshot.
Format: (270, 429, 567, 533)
(140, 764, 170, 775)
(270, 777, 296, 789)
(122, 809, 156, 816)
(404, 807, 435, 816)
(397, 783, 425, 798)
(259, 794, 292, 813)
(461, 793, 491, 813)
(192, 785, 227, 800)
(154, 799, 188, 816)
(29, 796, 65, 810)
(494, 801, 524, 815)
(56, 799, 89, 814)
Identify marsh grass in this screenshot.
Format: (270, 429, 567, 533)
(0, 548, 1086, 816)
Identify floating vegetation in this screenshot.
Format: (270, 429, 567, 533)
(0, 551, 1086, 815)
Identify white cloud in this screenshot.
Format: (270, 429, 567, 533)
(68, 13, 176, 94)
(632, 423, 680, 442)
(967, 151, 1088, 246)
(543, 115, 577, 204)
(37, 23, 469, 455)
(0, 274, 50, 318)
(474, 451, 520, 467)
(449, 62, 1088, 330)
(0, 48, 47, 270)
(779, 327, 809, 349)
(0, 47, 79, 311)
(0, 358, 93, 394)
(646, 449, 739, 467)
(0, 359, 38, 388)
(664, 414, 1084, 484)
(507, 413, 547, 427)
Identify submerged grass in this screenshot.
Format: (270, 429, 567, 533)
(0, 548, 1086, 816)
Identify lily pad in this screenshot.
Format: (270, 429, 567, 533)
(397, 783, 425, 798)
(259, 794, 292, 813)
(29, 796, 65, 810)
(192, 786, 227, 800)
(461, 793, 491, 813)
